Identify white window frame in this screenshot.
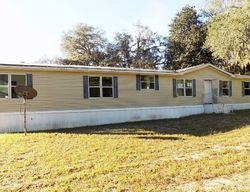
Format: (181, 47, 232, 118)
(140, 75, 155, 90)
(11, 74, 27, 99)
(88, 76, 113, 99)
(88, 76, 101, 98)
(0, 73, 27, 100)
(244, 82, 250, 96)
(0, 73, 9, 99)
(221, 81, 230, 96)
(176, 79, 193, 97)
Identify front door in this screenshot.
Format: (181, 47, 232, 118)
(204, 80, 213, 104)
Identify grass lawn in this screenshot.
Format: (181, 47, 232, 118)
(0, 110, 250, 192)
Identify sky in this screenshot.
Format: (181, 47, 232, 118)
(0, 0, 203, 63)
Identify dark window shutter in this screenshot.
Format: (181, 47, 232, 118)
(173, 79, 177, 97)
(83, 76, 89, 99)
(219, 80, 223, 96)
(155, 75, 159, 91)
(136, 74, 141, 91)
(113, 76, 118, 98)
(212, 80, 218, 103)
(27, 74, 33, 88)
(229, 81, 232, 96)
(242, 82, 245, 96)
(192, 79, 196, 97)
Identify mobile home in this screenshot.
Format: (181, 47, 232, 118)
(0, 63, 250, 132)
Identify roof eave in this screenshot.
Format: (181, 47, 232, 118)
(0, 64, 177, 76)
(177, 64, 235, 77)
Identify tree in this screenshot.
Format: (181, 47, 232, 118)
(164, 6, 214, 70)
(114, 32, 133, 68)
(104, 32, 133, 68)
(61, 23, 107, 66)
(203, 0, 246, 16)
(205, 2, 250, 73)
(61, 23, 165, 69)
(104, 25, 165, 69)
(132, 24, 165, 69)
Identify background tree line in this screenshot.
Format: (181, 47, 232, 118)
(44, 0, 250, 74)
(56, 23, 166, 69)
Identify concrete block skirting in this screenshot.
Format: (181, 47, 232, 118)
(1, 103, 250, 132)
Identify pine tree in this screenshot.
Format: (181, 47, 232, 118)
(165, 6, 213, 70)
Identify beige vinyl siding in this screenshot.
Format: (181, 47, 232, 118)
(182, 68, 250, 104)
(231, 80, 250, 102)
(182, 67, 231, 104)
(0, 66, 249, 113)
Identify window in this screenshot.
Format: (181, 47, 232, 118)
(185, 80, 193, 96)
(136, 74, 159, 91)
(176, 79, 193, 96)
(89, 76, 113, 98)
(141, 75, 154, 89)
(243, 82, 250, 96)
(222, 81, 229, 96)
(219, 80, 232, 97)
(0, 74, 26, 99)
(11, 75, 26, 98)
(89, 76, 101, 97)
(176, 79, 184, 96)
(0, 74, 8, 98)
(102, 77, 113, 97)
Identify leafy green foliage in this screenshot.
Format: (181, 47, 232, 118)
(61, 23, 107, 66)
(59, 2, 250, 73)
(203, 0, 246, 16)
(61, 24, 166, 69)
(205, 2, 250, 71)
(105, 32, 133, 68)
(131, 24, 166, 69)
(164, 6, 214, 70)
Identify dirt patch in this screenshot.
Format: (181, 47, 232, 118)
(212, 145, 248, 152)
(178, 170, 250, 192)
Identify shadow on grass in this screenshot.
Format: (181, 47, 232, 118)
(46, 110, 250, 137)
(136, 136, 184, 140)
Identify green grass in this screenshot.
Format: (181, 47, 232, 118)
(1, 110, 250, 192)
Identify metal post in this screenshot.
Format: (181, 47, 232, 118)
(23, 98, 27, 135)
